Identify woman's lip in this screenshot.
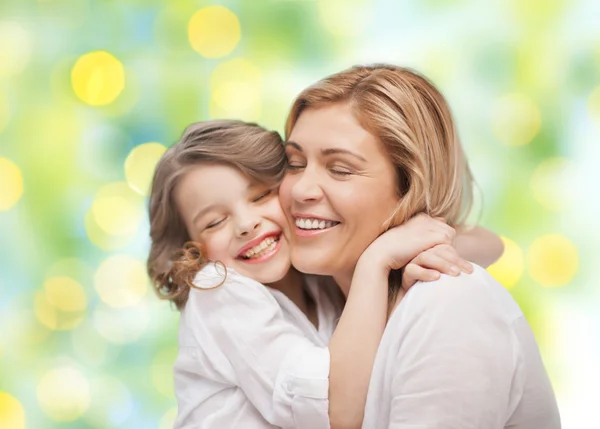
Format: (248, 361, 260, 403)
(293, 223, 339, 238)
(237, 236, 283, 264)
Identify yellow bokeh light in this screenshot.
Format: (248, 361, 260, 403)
(188, 6, 241, 58)
(84, 376, 133, 427)
(487, 236, 524, 289)
(44, 276, 87, 312)
(0, 391, 25, 429)
(159, 407, 178, 429)
(317, 0, 373, 37)
(530, 157, 574, 211)
(93, 304, 149, 344)
(0, 92, 9, 133)
(125, 142, 167, 195)
(210, 58, 262, 121)
(71, 322, 111, 367)
(94, 254, 148, 308)
(491, 93, 541, 146)
(90, 182, 144, 237)
(34, 290, 85, 331)
(71, 51, 125, 106)
(0, 158, 23, 211)
(588, 85, 600, 121)
(0, 22, 32, 78)
(152, 348, 177, 397)
(84, 209, 132, 251)
(527, 234, 579, 287)
(37, 367, 90, 422)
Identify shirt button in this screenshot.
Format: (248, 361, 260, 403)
(285, 381, 294, 394)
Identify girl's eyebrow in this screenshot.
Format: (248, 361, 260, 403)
(192, 204, 216, 225)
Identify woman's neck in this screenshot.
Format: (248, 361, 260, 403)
(333, 269, 354, 298)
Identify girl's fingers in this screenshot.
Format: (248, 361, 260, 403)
(403, 263, 441, 289)
(432, 246, 473, 273)
(413, 251, 461, 276)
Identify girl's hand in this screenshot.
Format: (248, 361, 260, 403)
(401, 244, 474, 290)
(359, 214, 457, 274)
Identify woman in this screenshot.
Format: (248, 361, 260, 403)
(280, 64, 561, 428)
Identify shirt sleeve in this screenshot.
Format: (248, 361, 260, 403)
(187, 267, 331, 429)
(386, 267, 519, 428)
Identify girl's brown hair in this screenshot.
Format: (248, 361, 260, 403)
(147, 120, 286, 310)
(286, 64, 473, 229)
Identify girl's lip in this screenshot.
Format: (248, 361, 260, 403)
(237, 236, 283, 264)
(236, 231, 281, 257)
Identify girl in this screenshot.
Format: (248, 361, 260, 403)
(147, 120, 501, 428)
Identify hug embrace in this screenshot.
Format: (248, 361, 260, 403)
(147, 64, 560, 428)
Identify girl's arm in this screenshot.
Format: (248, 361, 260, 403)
(454, 225, 504, 267)
(327, 215, 471, 429)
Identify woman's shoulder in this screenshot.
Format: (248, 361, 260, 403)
(397, 264, 523, 325)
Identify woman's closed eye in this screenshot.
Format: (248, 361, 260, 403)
(329, 165, 354, 176)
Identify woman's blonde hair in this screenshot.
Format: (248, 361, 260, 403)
(147, 120, 286, 310)
(286, 64, 473, 229)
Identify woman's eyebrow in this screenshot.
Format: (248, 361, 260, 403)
(284, 141, 302, 151)
(321, 148, 367, 162)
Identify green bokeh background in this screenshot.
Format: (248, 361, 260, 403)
(1, 0, 599, 427)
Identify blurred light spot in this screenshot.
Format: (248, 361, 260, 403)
(0, 92, 9, 133)
(487, 236, 524, 289)
(84, 209, 133, 251)
(491, 93, 541, 146)
(530, 157, 575, 211)
(71, 322, 114, 367)
(71, 51, 125, 106)
(527, 234, 578, 287)
(47, 258, 94, 286)
(44, 276, 87, 312)
(159, 407, 177, 429)
(317, 0, 372, 37)
(588, 85, 600, 122)
(152, 347, 177, 397)
(95, 254, 148, 308)
(34, 288, 85, 331)
(0, 158, 23, 211)
(0, 391, 25, 429)
(90, 182, 144, 236)
(188, 6, 240, 58)
(210, 58, 262, 121)
(37, 367, 90, 422)
(93, 304, 149, 344)
(84, 376, 132, 427)
(125, 142, 167, 195)
(0, 22, 32, 78)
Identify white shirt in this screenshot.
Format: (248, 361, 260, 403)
(173, 264, 343, 429)
(362, 264, 561, 429)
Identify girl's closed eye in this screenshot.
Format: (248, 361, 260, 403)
(252, 189, 273, 203)
(205, 217, 226, 230)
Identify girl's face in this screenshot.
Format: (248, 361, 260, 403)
(279, 102, 399, 287)
(174, 163, 292, 285)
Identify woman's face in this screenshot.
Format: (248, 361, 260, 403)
(279, 102, 400, 285)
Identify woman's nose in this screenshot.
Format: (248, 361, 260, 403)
(291, 169, 324, 203)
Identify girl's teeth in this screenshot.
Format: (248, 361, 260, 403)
(319, 220, 325, 229)
(243, 236, 278, 259)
